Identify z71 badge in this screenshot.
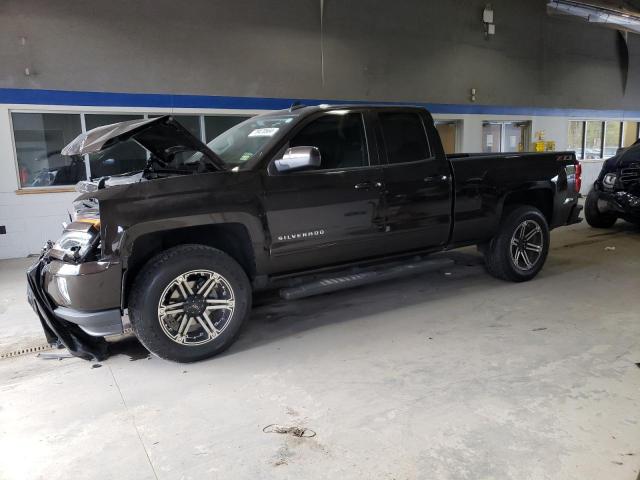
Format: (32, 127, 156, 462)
(277, 229, 326, 242)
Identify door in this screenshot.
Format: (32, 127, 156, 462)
(376, 110, 452, 252)
(482, 121, 532, 153)
(435, 121, 458, 154)
(262, 111, 387, 273)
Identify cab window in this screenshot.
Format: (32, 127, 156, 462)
(289, 113, 369, 169)
(379, 112, 431, 164)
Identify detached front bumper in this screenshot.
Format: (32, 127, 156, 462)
(26, 256, 124, 360)
(597, 189, 640, 216)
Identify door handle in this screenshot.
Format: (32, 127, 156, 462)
(424, 175, 449, 183)
(354, 181, 384, 190)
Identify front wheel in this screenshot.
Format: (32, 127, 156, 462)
(585, 188, 617, 228)
(483, 205, 550, 282)
(129, 245, 252, 362)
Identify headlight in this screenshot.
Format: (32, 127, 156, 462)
(49, 220, 99, 262)
(602, 173, 617, 189)
(53, 230, 95, 259)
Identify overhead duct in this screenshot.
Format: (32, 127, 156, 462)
(547, 0, 640, 34)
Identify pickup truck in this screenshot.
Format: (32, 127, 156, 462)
(27, 105, 582, 362)
(585, 139, 640, 228)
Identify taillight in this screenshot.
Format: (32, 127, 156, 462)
(575, 161, 582, 193)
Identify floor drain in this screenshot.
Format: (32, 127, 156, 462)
(0, 343, 54, 359)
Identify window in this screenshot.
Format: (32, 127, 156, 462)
(482, 121, 531, 153)
(622, 121, 640, 148)
(604, 121, 622, 158)
(568, 120, 637, 159)
(290, 113, 368, 169)
(379, 112, 430, 164)
(12, 112, 85, 188)
(150, 115, 202, 141)
(209, 115, 294, 167)
(205, 116, 251, 142)
(11, 110, 261, 189)
(85, 114, 147, 178)
(585, 121, 603, 159)
(567, 121, 585, 160)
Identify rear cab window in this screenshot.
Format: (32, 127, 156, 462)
(378, 111, 431, 164)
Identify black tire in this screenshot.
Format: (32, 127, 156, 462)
(585, 188, 617, 228)
(129, 244, 251, 362)
(483, 205, 550, 282)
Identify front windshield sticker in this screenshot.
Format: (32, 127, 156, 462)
(248, 127, 279, 137)
(239, 152, 253, 161)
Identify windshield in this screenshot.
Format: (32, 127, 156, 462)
(207, 115, 296, 168)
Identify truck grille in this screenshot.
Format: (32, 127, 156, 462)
(619, 163, 640, 187)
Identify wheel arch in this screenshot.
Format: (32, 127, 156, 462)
(121, 221, 258, 309)
(501, 187, 554, 225)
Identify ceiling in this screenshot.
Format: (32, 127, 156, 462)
(548, 0, 640, 34)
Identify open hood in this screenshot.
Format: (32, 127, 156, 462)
(61, 115, 226, 171)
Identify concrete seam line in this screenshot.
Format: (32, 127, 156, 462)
(108, 365, 160, 480)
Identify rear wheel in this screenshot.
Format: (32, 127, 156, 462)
(483, 205, 550, 282)
(585, 188, 617, 228)
(129, 245, 251, 362)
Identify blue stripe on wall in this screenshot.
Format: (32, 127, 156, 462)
(1, 87, 640, 119)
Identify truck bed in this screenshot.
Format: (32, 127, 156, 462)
(446, 151, 579, 247)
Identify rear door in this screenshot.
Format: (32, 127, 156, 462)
(262, 110, 388, 273)
(376, 110, 452, 251)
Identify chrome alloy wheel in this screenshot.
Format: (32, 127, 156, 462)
(157, 270, 235, 346)
(509, 220, 544, 271)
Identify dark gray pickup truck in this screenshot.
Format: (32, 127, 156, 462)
(27, 105, 582, 362)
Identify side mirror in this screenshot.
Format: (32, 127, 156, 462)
(274, 146, 321, 173)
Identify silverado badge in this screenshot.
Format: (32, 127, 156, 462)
(277, 229, 326, 241)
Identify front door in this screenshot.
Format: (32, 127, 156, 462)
(376, 110, 452, 252)
(262, 111, 386, 274)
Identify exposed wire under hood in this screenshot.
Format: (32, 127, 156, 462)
(548, 0, 640, 34)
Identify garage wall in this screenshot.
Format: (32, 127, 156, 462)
(1, 0, 639, 110)
(1, 0, 640, 259)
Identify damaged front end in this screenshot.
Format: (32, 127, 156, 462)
(594, 141, 640, 220)
(26, 115, 231, 360)
(27, 203, 124, 360)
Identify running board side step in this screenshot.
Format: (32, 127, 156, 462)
(279, 257, 454, 300)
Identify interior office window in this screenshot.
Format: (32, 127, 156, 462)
(567, 121, 585, 160)
(379, 112, 430, 163)
(149, 114, 202, 141)
(290, 113, 368, 169)
(482, 122, 502, 153)
(205, 115, 251, 142)
(622, 121, 640, 148)
(84, 114, 146, 178)
(584, 121, 604, 159)
(604, 121, 622, 158)
(434, 121, 458, 154)
(11, 112, 85, 188)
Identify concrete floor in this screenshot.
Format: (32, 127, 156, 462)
(1, 220, 639, 480)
